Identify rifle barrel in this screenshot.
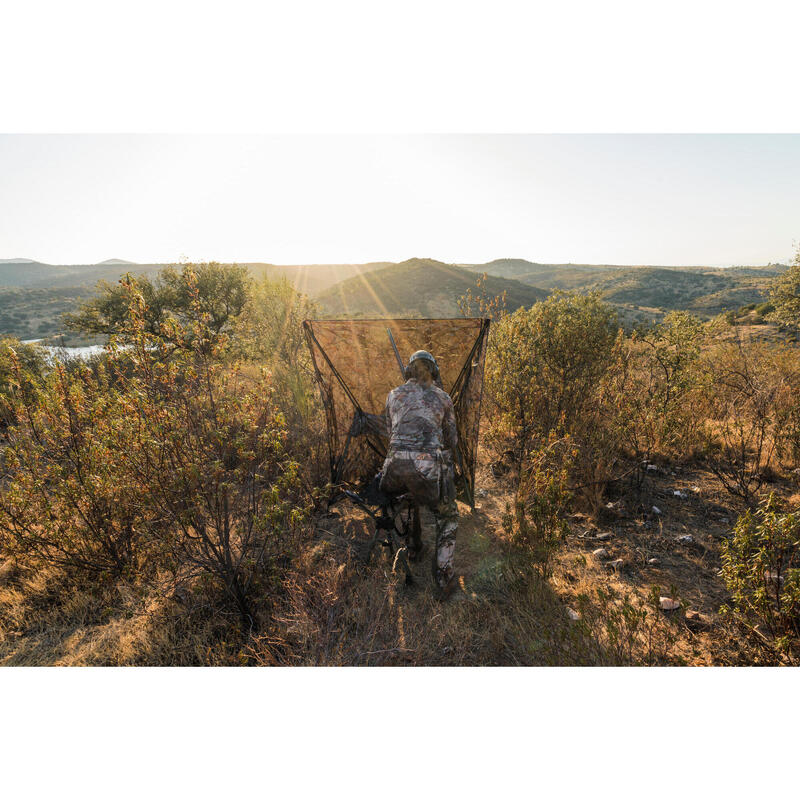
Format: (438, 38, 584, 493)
(386, 328, 405, 380)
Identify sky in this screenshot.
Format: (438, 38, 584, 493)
(1, 134, 798, 267)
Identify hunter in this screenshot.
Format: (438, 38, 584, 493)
(379, 350, 459, 597)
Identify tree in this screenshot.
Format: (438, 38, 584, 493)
(63, 262, 250, 350)
(769, 242, 800, 326)
(608, 311, 704, 479)
(486, 292, 622, 514)
(487, 292, 620, 465)
(0, 358, 146, 576)
(698, 330, 793, 505)
(0, 270, 307, 625)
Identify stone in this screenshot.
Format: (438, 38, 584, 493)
(764, 570, 784, 586)
(608, 558, 624, 571)
(646, 464, 658, 472)
(595, 532, 613, 541)
(685, 609, 711, 630)
(476, 488, 489, 499)
(673, 490, 688, 500)
(592, 547, 610, 560)
(677, 534, 694, 545)
(566, 607, 580, 621)
(652, 506, 662, 515)
(647, 557, 660, 566)
(659, 596, 680, 612)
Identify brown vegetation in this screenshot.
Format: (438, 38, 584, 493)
(2, 258, 800, 666)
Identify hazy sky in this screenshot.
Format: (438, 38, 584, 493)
(1, 134, 797, 266)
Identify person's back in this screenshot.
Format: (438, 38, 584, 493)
(379, 350, 459, 596)
(385, 380, 457, 454)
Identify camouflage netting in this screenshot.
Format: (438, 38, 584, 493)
(303, 318, 490, 506)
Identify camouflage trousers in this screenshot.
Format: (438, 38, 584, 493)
(379, 450, 459, 588)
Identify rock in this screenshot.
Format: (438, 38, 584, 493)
(691, 486, 701, 494)
(764, 570, 784, 586)
(676, 534, 694, 544)
(646, 464, 658, 472)
(647, 557, 660, 566)
(673, 490, 688, 500)
(685, 609, 711, 630)
(652, 506, 662, 515)
(719, 516, 730, 524)
(566, 607, 580, 621)
(659, 596, 681, 612)
(592, 547, 610, 560)
(608, 558, 624, 571)
(595, 532, 613, 541)
(476, 488, 489, 499)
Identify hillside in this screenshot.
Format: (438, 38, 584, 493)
(0, 260, 160, 289)
(244, 262, 393, 296)
(315, 258, 548, 317)
(459, 259, 786, 319)
(459, 259, 623, 289)
(0, 256, 788, 340)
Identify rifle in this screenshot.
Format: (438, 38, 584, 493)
(385, 329, 473, 507)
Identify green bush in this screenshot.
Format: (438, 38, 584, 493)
(502, 434, 574, 579)
(0, 268, 311, 625)
(721, 494, 800, 656)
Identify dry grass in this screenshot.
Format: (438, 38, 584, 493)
(1, 444, 794, 666)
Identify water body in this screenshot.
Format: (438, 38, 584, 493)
(22, 340, 107, 360)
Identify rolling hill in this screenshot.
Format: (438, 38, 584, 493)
(244, 262, 393, 295)
(0, 260, 161, 288)
(315, 258, 547, 317)
(0, 255, 788, 341)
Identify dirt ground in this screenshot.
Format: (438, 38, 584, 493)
(1, 446, 792, 666)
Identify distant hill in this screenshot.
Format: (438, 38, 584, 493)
(316, 258, 547, 317)
(0, 260, 161, 288)
(244, 262, 393, 296)
(459, 258, 623, 289)
(0, 255, 788, 340)
(586, 267, 731, 308)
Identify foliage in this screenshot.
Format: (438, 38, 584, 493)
(486, 291, 622, 510)
(0, 358, 146, 577)
(609, 311, 704, 478)
(457, 271, 508, 322)
(0, 267, 311, 625)
(721, 495, 800, 657)
(0, 338, 47, 424)
(106, 282, 306, 624)
(769, 242, 800, 326)
(502, 435, 574, 579)
(698, 330, 793, 504)
(574, 584, 682, 665)
(64, 262, 249, 349)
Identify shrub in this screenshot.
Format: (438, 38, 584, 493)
(487, 292, 620, 451)
(502, 435, 574, 579)
(574, 584, 682, 665)
(63, 262, 250, 349)
(0, 270, 310, 626)
(486, 292, 623, 511)
(0, 359, 146, 577)
(769, 242, 800, 327)
(721, 495, 800, 657)
(698, 332, 793, 504)
(608, 312, 704, 479)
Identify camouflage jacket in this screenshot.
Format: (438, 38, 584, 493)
(384, 379, 458, 454)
